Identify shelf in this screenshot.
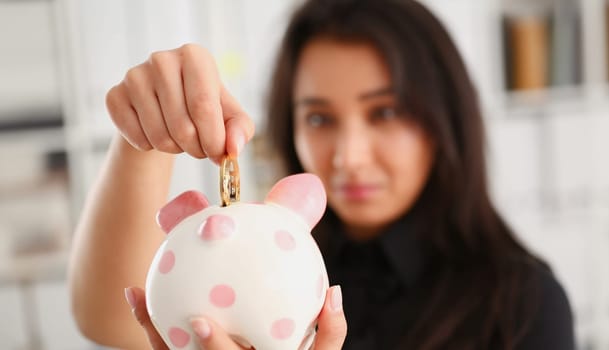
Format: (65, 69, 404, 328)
(498, 0, 608, 96)
(0, 126, 65, 153)
(483, 82, 609, 119)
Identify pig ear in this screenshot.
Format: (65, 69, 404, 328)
(156, 191, 210, 234)
(265, 174, 326, 229)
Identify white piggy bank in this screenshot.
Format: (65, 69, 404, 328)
(145, 174, 329, 350)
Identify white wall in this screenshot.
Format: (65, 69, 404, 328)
(0, 1, 61, 119)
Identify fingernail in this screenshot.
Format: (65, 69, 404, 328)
(124, 287, 136, 309)
(191, 317, 211, 339)
(233, 129, 246, 156)
(330, 285, 343, 312)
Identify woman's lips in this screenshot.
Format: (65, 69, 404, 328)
(335, 184, 380, 200)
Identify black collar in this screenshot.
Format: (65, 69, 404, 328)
(324, 213, 429, 288)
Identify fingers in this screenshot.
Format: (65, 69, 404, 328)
(149, 50, 206, 158)
(123, 63, 181, 154)
(125, 287, 245, 350)
(106, 84, 152, 151)
(190, 316, 246, 350)
(124, 287, 169, 350)
(312, 285, 347, 350)
(181, 44, 226, 160)
(107, 43, 254, 160)
(180, 45, 254, 161)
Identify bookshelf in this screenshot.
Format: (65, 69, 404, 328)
(501, 0, 608, 107)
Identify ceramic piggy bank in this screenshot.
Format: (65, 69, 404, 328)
(145, 174, 329, 350)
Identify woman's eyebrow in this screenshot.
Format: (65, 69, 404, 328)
(358, 86, 394, 100)
(294, 96, 329, 107)
(294, 86, 394, 107)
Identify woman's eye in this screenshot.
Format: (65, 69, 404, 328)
(306, 113, 331, 127)
(371, 106, 399, 121)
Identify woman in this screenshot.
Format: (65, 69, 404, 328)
(68, 0, 575, 349)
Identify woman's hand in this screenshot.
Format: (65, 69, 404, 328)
(106, 43, 255, 163)
(124, 286, 347, 350)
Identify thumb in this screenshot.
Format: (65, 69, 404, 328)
(312, 285, 347, 350)
(190, 316, 244, 350)
(221, 85, 255, 157)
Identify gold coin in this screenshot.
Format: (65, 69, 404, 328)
(220, 156, 240, 206)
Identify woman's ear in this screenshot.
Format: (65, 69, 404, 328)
(264, 174, 327, 229)
(156, 191, 210, 233)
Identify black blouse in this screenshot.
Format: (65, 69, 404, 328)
(322, 215, 576, 349)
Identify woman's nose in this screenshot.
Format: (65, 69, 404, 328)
(332, 124, 373, 170)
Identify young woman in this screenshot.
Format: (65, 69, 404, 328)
(68, 0, 575, 349)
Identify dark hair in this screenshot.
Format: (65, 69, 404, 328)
(266, 0, 544, 348)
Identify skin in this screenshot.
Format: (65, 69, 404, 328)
(68, 44, 346, 349)
(293, 38, 436, 240)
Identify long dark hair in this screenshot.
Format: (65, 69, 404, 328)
(265, 0, 544, 348)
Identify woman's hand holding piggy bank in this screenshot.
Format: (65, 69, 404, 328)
(141, 173, 339, 350)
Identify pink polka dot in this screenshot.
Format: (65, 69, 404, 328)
(199, 215, 235, 241)
(158, 250, 175, 274)
(168, 327, 191, 348)
(209, 284, 236, 308)
(317, 274, 324, 299)
(271, 318, 295, 340)
(274, 230, 296, 251)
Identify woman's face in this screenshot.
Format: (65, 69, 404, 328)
(293, 38, 436, 240)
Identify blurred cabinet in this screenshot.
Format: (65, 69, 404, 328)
(0, 2, 72, 349)
(0, 1, 110, 349)
(0, 0, 69, 255)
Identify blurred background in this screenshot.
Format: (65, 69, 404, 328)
(0, 0, 607, 349)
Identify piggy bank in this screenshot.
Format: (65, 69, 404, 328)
(145, 174, 329, 350)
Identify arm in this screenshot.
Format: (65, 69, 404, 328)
(69, 44, 254, 349)
(68, 135, 174, 349)
(67, 44, 254, 349)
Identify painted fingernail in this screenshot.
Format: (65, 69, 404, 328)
(124, 287, 136, 309)
(191, 318, 212, 339)
(330, 285, 343, 312)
